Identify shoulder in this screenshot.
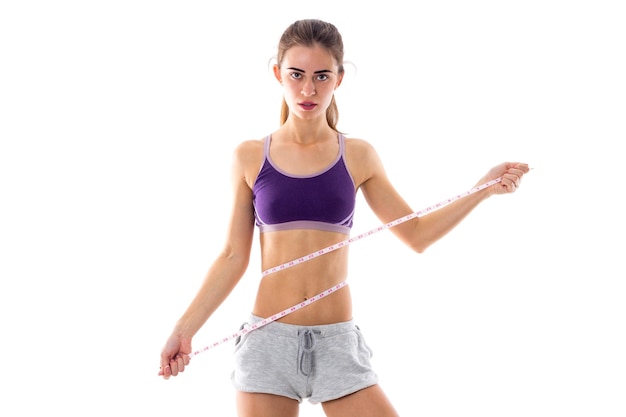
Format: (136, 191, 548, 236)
(231, 137, 265, 166)
(344, 137, 382, 164)
(343, 137, 385, 187)
(234, 137, 264, 157)
(232, 137, 266, 187)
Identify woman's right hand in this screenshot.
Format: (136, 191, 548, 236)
(159, 334, 192, 380)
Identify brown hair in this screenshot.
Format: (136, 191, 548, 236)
(276, 19, 345, 131)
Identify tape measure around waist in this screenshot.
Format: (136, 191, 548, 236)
(188, 177, 502, 358)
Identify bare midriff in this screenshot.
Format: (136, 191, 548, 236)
(253, 228, 353, 326)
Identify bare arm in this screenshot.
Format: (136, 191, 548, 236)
(159, 142, 257, 379)
(354, 140, 529, 253)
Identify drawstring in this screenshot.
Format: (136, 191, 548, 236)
(298, 329, 321, 376)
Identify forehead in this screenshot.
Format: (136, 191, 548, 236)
(281, 44, 338, 71)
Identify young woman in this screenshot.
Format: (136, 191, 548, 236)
(159, 19, 530, 417)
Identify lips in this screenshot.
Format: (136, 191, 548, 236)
(298, 102, 317, 110)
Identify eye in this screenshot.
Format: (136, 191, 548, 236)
(289, 72, 303, 80)
(316, 74, 329, 81)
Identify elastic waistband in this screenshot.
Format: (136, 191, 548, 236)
(247, 314, 356, 339)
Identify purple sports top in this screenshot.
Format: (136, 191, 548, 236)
(252, 134, 356, 235)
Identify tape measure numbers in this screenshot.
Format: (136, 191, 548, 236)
(188, 177, 503, 358)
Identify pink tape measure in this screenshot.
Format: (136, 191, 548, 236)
(188, 177, 503, 358)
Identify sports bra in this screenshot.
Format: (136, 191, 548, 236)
(252, 134, 356, 235)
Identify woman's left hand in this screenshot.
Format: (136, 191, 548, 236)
(479, 162, 530, 195)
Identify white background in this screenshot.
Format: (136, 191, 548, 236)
(1, 1, 624, 416)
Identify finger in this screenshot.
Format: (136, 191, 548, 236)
(159, 351, 172, 378)
(169, 360, 179, 377)
(159, 364, 171, 379)
(508, 168, 526, 180)
(503, 175, 518, 191)
(158, 355, 169, 377)
(176, 355, 186, 373)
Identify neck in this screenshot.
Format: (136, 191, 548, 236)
(278, 117, 335, 145)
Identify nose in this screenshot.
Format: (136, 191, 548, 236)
(301, 79, 316, 96)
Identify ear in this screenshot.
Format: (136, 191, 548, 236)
(273, 64, 282, 84)
(335, 72, 344, 89)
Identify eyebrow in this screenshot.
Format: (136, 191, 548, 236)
(286, 67, 333, 74)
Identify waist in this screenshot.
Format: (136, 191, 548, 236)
(252, 275, 352, 326)
(256, 230, 352, 325)
(246, 313, 356, 337)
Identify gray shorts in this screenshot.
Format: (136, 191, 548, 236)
(231, 314, 379, 404)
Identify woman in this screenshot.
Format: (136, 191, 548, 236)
(159, 19, 529, 417)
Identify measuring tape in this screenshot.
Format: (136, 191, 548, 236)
(188, 281, 349, 357)
(188, 176, 503, 358)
